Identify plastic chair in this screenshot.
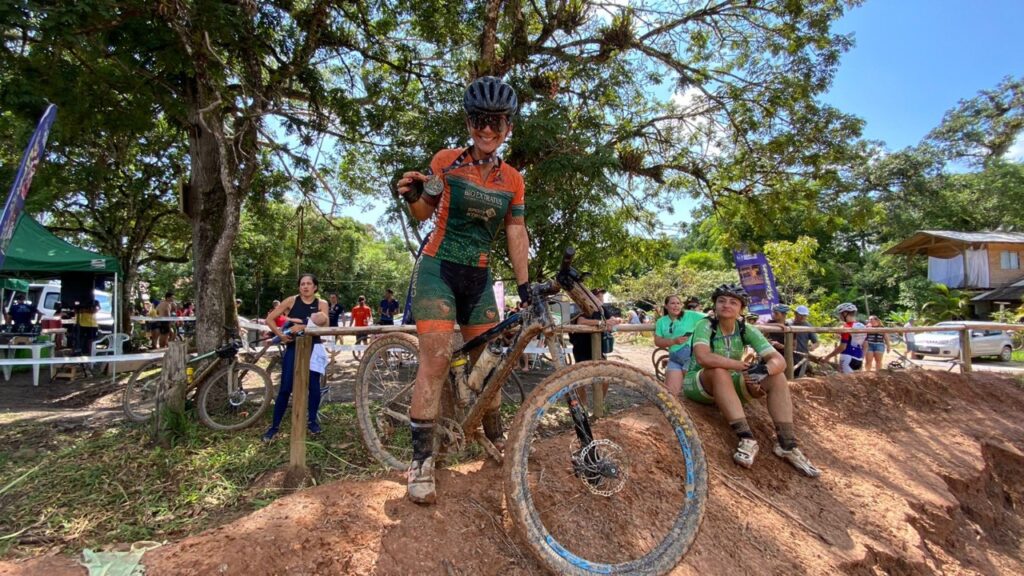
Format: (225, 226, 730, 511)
(90, 333, 130, 373)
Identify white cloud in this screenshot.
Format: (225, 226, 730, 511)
(1004, 132, 1024, 162)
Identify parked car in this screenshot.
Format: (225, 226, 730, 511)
(4, 282, 115, 332)
(911, 321, 1014, 362)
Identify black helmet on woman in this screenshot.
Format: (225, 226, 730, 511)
(464, 76, 518, 116)
(711, 283, 749, 306)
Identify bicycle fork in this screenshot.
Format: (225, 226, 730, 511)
(567, 391, 620, 487)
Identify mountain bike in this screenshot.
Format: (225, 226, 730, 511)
(123, 339, 273, 431)
(652, 346, 669, 381)
(354, 249, 707, 575)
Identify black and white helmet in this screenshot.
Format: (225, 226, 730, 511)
(834, 302, 857, 319)
(711, 283, 749, 306)
(464, 76, 518, 116)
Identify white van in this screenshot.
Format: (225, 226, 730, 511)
(14, 282, 115, 330)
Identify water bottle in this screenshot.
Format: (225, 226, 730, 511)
(451, 354, 471, 407)
(186, 366, 195, 385)
(466, 343, 502, 393)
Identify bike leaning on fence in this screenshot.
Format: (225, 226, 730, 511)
(123, 338, 273, 431)
(354, 249, 707, 575)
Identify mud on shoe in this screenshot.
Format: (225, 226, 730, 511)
(733, 438, 759, 468)
(407, 456, 436, 505)
(773, 443, 820, 478)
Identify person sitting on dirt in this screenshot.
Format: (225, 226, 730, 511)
(395, 75, 530, 505)
(262, 273, 330, 442)
(684, 283, 820, 477)
(822, 303, 865, 373)
(653, 294, 705, 396)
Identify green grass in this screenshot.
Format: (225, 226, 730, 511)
(1012, 349, 1024, 362)
(0, 403, 385, 558)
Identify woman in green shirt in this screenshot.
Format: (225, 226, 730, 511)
(653, 294, 705, 395)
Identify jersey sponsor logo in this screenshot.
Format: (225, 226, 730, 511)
(462, 187, 506, 208)
(467, 207, 498, 222)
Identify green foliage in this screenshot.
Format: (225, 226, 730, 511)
(763, 236, 822, 302)
(612, 263, 737, 313)
(919, 283, 972, 324)
(677, 250, 729, 271)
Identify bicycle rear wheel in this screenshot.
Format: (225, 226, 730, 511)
(123, 359, 163, 422)
(197, 362, 273, 431)
(504, 361, 707, 575)
(652, 347, 669, 382)
(354, 333, 420, 471)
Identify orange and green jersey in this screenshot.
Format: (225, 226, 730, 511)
(422, 148, 525, 268)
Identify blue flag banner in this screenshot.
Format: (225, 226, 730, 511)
(731, 250, 780, 319)
(0, 104, 58, 269)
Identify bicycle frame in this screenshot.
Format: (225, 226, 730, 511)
(444, 250, 607, 462)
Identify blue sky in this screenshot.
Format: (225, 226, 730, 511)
(824, 0, 1024, 153)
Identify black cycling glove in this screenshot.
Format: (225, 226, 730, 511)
(517, 282, 531, 305)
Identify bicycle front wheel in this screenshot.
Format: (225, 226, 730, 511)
(197, 362, 273, 431)
(123, 359, 163, 422)
(354, 333, 419, 471)
(504, 361, 707, 575)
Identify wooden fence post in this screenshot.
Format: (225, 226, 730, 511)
(157, 341, 188, 447)
(287, 335, 311, 485)
(959, 328, 973, 373)
(784, 331, 795, 380)
(591, 331, 605, 417)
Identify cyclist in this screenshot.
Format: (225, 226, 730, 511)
(395, 76, 530, 505)
(822, 302, 865, 373)
(261, 273, 329, 442)
(683, 283, 820, 477)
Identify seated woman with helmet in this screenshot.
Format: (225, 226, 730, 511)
(683, 283, 820, 478)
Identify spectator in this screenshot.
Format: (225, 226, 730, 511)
(792, 305, 819, 378)
(904, 317, 916, 354)
(155, 291, 177, 347)
(270, 299, 287, 328)
(327, 293, 344, 327)
(351, 295, 373, 345)
(76, 299, 101, 355)
(5, 293, 41, 328)
(379, 289, 399, 326)
(764, 304, 790, 353)
(654, 294, 705, 396)
(145, 300, 160, 349)
(863, 315, 891, 371)
(261, 273, 329, 442)
(568, 289, 621, 363)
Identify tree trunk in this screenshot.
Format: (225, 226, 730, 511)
(185, 79, 240, 352)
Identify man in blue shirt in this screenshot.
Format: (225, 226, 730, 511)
(6, 294, 40, 328)
(379, 289, 399, 326)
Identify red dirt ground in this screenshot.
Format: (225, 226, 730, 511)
(3, 369, 1024, 575)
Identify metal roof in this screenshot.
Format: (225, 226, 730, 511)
(885, 230, 1024, 257)
(972, 275, 1024, 302)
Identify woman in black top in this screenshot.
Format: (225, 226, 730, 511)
(262, 273, 329, 442)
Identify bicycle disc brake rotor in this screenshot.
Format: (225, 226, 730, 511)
(228, 389, 248, 407)
(570, 438, 629, 497)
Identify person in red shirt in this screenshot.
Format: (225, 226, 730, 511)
(350, 295, 373, 344)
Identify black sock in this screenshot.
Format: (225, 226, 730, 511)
(729, 418, 754, 440)
(775, 422, 797, 450)
(410, 418, 435, 463)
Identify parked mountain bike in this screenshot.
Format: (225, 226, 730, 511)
(123, 337, 273, 431)
(354, 249, 707, 575)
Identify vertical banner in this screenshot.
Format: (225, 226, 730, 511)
(0, 104, 58, 269)
(731, 250, 780, 319)
(493, 280, 505, 320)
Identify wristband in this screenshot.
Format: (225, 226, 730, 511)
(517, 282, 531, 305)
(401, 185, 422, 204)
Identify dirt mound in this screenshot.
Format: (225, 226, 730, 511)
(4, 369, 1024, 575)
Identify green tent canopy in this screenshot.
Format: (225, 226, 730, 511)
(0, 277, 29, 291)
(0, 213, 120, 274)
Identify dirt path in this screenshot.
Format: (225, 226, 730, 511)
(3, 345, 1024, 575)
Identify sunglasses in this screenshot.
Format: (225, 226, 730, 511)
(468, 113, 509, 132)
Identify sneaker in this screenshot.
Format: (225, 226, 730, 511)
(308, 421, 322, 435)
(773, 443, 821, 478)
(733, 438, 759, 468)
(260, 427, 278, 443)
(407, 457, 436, 505)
